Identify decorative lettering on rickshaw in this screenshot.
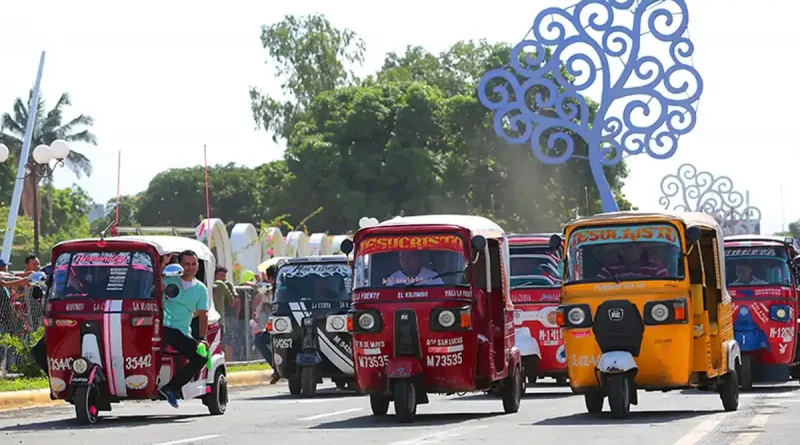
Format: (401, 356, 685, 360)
(359, 235, 465, 255)
(65, 303, 84, 311)
(725, 248, 776, 257)
(568, 226, 678, 249)
(779, 343, 788, 354)
(770, 326, 795, 342)
(281, 264, 351, 278)
(426, 352, 463, 367)
(93, 302, 105, 311)
(754, 288, 784, 297)
(570, 329, 591, 338)
(539, 328, 563, 345)
(125, 354, 152, 370)
(73, 252, 129, 266)
(332, 335, 353, 355)
(273, 337, 293, 349)
(593, 282, 646, 291)
(426, 337, 463, 347)
(397, 291, 428, 299)
(358, 354, 389, 368)
(48, 357, 73, 371)
(132, 302, 158, 312)
(748, 303, 769, 324)
(444, 289, 472, 298)
(355, 339, 385, 349)
(125, 374, 149, 390)
(569, 353, 601, 368)
(353, 292, 380, 301)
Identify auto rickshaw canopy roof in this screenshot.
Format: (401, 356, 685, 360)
(568, 210, 722, 232)
(52, 235, 215, 262)
(375, 214, 506, 237)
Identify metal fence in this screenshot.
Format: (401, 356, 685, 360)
(0, 284, 270, 374)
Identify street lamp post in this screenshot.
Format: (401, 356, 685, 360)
(0, 139, 71, 258)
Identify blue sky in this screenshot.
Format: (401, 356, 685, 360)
(0, 0, 796, 234)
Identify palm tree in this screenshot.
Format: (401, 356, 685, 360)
(0, 90, 97, 220)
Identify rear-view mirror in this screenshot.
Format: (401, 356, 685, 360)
(549, 234, 563, 252)
(471, 235, 487, 251)
(28, 271, 47, 284)
(340, 238, 354, 255)
(163, 264, 184, 278)
(686, 226, 702, 244)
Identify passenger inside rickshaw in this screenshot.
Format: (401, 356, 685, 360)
(725, 254, 790, 287)
(353, 249, 468, 288)
(510, 255, 561, 288)
(274, 264, 350, 301)
(566, 241, 683, 282)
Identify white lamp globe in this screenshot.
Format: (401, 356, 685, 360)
(32, 144, 53, 164)
(358, 217, 370, 228)
(0, 144, 8, 163)
(49, 139, 70, 160)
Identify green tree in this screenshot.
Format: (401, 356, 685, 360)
(0, 204, 34, 265)
(775, 221, 800, 238)
(90, 193, 142, 235)
(249, 14, 366, 142)
(38, 185, 93, 257)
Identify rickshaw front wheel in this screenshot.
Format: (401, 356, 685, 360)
(719, 370, 739, 411)
(301, 367, 317, 398)
(393, 379, 417, 423)
(74, 386, 99, 425)
(607, 374, 632, 420)
(584, 392, 604, 414)
(334, 379, 347, 390)
(739, 355, 753, 391)
(370, 393, 390, 416)
(502, 365, 523, 414)
(288, 374, 301, 395)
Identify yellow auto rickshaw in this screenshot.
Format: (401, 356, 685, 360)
(550, 211, 740, 419)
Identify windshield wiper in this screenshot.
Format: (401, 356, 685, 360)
(403, 270, 467, 290)
(511, 280, 548, 291)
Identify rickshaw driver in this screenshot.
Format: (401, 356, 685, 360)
(310, 274, 339, 299)
(159, 250, 210, 408)
(384, 250, 443, 286)
(596, 243, 669, 280)
(731, 263, 767, 285)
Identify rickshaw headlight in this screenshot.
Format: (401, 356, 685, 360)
(327, 315, 346, 332)
(567, 307, 586, 325)
(651, 303, 670, 322)
(274, 318, 289, 332)
(358, 313, 376, 330)
(72, 358, 89, 375)
(437, 310, 456, 328)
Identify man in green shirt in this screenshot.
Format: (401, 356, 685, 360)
(159, 250, 209, 408)
(212, 266, 236, 323)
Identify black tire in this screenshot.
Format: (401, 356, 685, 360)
(206, 370, 228, 415)
(791, 365, 800, 382)
(502, 365, 523, 414)
(74, 386, 99, 425)
(719, 370, 739, 412)
(288, 374, 301, 395)
(393, 379, 417, 423)
(555, 376, 568, 386)
(739, 355, 753, 391)
(607, 374, 632, 420)
(335, 379, 347, 390)
(301, 367, 317, 398)
(585, 392, 604, 414)
(370, 393, 390, 416)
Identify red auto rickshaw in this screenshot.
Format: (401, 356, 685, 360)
(44, 235, 228, 424)
(724, 235, 800, 389)
(340, 215, 523, 423)
(508, 233, 567, 385)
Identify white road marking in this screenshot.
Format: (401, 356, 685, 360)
(671, 414, 726, 445)
(730, 414, 769, 445)
(151, 435, 221, 445)
(389, 425, 488, 445)
(299, 408, 362, 421)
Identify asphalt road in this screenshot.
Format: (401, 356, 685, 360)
(1, 378, 799, 445)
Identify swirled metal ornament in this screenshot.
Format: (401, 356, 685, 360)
(660, 163, 761, 235)
(478, 0, 702, 212)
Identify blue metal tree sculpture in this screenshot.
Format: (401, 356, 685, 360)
(660, 163, 762, 235)
(478, 0, 702, 212)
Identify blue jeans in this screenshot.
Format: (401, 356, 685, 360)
(253, 331, 273, 367)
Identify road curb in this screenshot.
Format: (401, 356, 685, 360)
(0, 370, 273, 412)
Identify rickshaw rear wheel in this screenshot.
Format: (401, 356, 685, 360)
(301, 367, 317, 398)
(393, 379, 417, 423)
(502, 365, 523, 414)
(555, 376, 568, 386)
(585, 392, 604, 414)
(74, 386, 99, 425)
(334, 379, 347, 390)
(739, 355, 753, 391)
(206, 370, 228, 415)
(370, 393, 390, 416)
(607, 374, 632, 420)
(288, 374, 301, 395)
(719, 370, 739, 411)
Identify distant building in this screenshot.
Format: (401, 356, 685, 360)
(87, 203, 106, 224)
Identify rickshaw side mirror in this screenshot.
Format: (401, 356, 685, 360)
(165, 283, 180, 298)
(29, 271, 47, 284)
(549, 234, 563, 252)
(472, 235, 487, 251)
(340, 239, 354, 255)
(163, 264, 184, 278)
(686, 226, 702, 244)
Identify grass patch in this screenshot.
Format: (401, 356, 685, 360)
(0, 363, 271, 392)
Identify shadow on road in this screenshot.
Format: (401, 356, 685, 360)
(532, 409, 717, 426)
(449, 390, 573, 402)
(679, 385, 799, 396)
(311, 412, 502, 429)
(244, 388, 363, 401)
(0, 413, 206, 432)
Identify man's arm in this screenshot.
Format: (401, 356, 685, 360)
(197, 310, 209, 340)
(196, 284, 210, 342)
(1, 276, 29, 288)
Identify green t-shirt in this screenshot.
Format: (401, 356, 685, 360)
(163, 276, 209, 337)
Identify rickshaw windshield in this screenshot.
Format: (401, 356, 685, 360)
(353, 234, 469, 289)
(274, 263, 352, 302)
(50, 251, 156, 300)
(564, 224, 685, 284)
(725, 247, 791, 287)
(510, 245, 562, 288)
